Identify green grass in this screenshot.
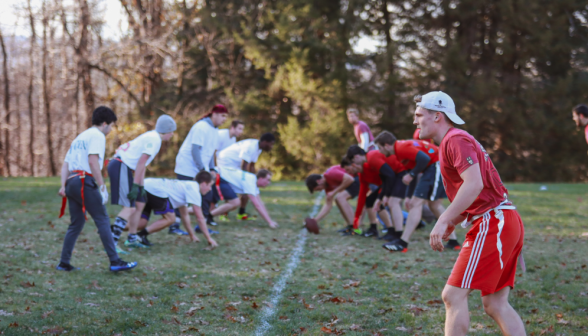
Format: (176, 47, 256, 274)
(0, 178, 587, 335)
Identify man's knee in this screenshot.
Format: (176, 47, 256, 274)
(442, 285, 469, 309)
(482, 288, 510, 317)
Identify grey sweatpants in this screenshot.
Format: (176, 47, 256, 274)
(60, 175, 119, 264)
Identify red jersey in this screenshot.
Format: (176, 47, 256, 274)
(323, 165, 347, 193)
(439, 128, 509, 217)
(352, 151, 388, 228)
(385, 154, 406, 173)
(394, 140, 439, 170)
(584, 125, 588, 145)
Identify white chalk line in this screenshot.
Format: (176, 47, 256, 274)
(254, 191, 324, 336)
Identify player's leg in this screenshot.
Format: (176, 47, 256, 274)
(169, 173, 193, 235)
(334, 190, 354, 226)
(383, 195, 424, 252)
(442, 285, 473, 336)
(237, 194, 252, 220)
(206, 183, 222, 225)
(138, 198, 175, 246)
(210, 179, 240, 217)
(345, 188, 378, 236)
(124, 200, 148, 248)
(107, 159, 136, 241)
(57, 177, 86, 271)
(481, 287, 526, 336)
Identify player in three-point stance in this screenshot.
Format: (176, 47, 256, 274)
(415, 91, 525, 336)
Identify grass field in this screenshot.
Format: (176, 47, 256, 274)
(0, 178, 587, 335)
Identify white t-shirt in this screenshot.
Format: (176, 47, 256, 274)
(115, 130, 162, 170)
(175, 119, 219, 177)
(217, 166, 259, 196)
(217, 139, 261, 169)
(217, 129, 236, 152)
(144, 178, 202, 208)
(64, 127, 106, 174)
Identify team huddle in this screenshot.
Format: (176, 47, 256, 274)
(56, 92, 528, 335)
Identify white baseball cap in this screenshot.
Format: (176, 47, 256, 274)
(417, 91, 465, 125)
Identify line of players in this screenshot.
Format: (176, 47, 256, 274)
(305, 108, 461, 253)
(56, 104, 278, 272)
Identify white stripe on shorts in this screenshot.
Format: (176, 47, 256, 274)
(430, 162, 441, 201)
(461, 212, 490, 288)
(495, 209, 505, 269)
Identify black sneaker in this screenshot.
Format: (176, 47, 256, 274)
(207, 215, 218, 226)
(337, 227, 350, 233)
(382, 239, 408, 253)
(444, 239, 461, 251)
(56, 262, 80, 272)
(378, 230, 398, 242)
(139, 235, 152, 247)
(361, 225, 379, 238)
(109, 259, 138, 272)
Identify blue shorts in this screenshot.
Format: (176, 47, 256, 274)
(216, 178, 238, 201)
(107, 158, 146, 207)
(412, 162, 447, 201)
(141, 192, 174, 221)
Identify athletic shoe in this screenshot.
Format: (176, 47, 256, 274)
(56, 262, 80, 272)
(382, 239, 408, 253)
(361, 225, 379, 238)
(378, 230, 399, 242)
(337, 227, 350, 233)
(116, 245, 130, 255)
(237, 213, 256, 221)
(195, 225, 219, 235)
(218, 214, 230, 222)
(169, 226, 189, 235)
(139, 235, 153, 247)
(206, 215, 218, 226)
(124, 239, 150, 249)
(109, 259, 138, 272)
(444, 240, 461, 251)
(341, 225, 362, 236)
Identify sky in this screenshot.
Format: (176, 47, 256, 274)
(0, 0, 377, 52)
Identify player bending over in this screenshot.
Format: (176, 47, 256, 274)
(108, 115, 177, 251)
(305, 161, 359, 231)
(417, 91, 525, 336)
(216, 133, 276, 221)
(131, 171, 218, 248)
(210, 168, 278, 228)
(375, 131, 461, 252)
(57, 106, 136, 272)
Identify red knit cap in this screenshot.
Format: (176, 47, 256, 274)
(211, 104, 229, 114)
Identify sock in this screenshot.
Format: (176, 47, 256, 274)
(387, 227, 396, 234)
(395, 230, 403, 239)
(238, 207, 246, 215)
(111, 217, 127, 243)
(398, 239, 408, 247)
(138, 228, 149, 237)
(127, 233, 138, 242)
(448, 239, 458, 244)
(370, 223, 377, 229)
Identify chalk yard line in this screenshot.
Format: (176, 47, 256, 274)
(254, 191, 324, 336)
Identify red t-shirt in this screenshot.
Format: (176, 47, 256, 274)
(584, 125, 588, 145)
(354, 121, 374, 145)
(352, 151, 387, 228)
(439, 128, 509, 217)
(323, 165, 347, 192)
(394, 140, 439, 170)
(385, 154, 406, 173)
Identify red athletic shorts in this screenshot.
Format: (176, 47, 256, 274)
(447, 209, 524, 296)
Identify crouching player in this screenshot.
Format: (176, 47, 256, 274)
(131, 171, 218, 248)
(210, 168, 278, 228)
(57, 106, 137, 272)
(305, 162, 358, 231)
(417, 91, 525, 336)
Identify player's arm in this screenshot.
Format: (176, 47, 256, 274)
(249, 194, 278, 228)
(191, 144, 205, 171)
(402, 151, 430, 185)
(429, 163, 483, 252)
(192, 204, 218, 247)
(328, 174, 354, 199)
(178, 206, 199, 242)
(88, 154, 105, 187)
(241, 159, 250, 172)
(249, 162, 256, 174)
(133, 154, 151, 185)
(352, 182, 369, 229)
(313, 195, 333, 222)
(59, 161, 69, 197)
(359, 132, 370, 151)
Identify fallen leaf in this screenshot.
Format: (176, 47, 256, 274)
(303, 299, 314, 310)
(251, 302, 260, 309)
(350, 324, 361, 331)
(42, 310, 54, 319)
(427, 299, 443, 305)
(396, 326, 408, 331)
(43, 326, 64, 335)
(21, 200, 27, 206)
(329, 297, 346, 304)
(343, 280, 360, 289)
(87, 280, 102, 290)
(540, 326, 554, 335)
(409, 307, 425, 316)
(555, 313, 563, 319)
(181, 326, 199, 333)
(194, 319, 209, 325)
(134, 320, 147, 327)
(177, 282, 188, 288)
(21, 281, 35, 288)
(226, 305, 238, 311)
(9, 322, 19, 327)
(321, 327, 333, 333)
(84, 303, 99, 307)
(185, 306, 205, 316)
(171, 305, 179, 313)
(279, 316, 289, 321)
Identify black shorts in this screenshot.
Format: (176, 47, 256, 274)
(141, 191, 173, 220)
(412, 163, 447, 201)
(391, 171, 408, 198)
(107, 158, 146, 207)
(365, 186, 382, 209)
(345, 177, 360, 199)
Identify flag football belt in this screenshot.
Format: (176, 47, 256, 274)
(215, 172, 224, 201)
(460, 199, 516, 229)
(59, 170, 93, 220)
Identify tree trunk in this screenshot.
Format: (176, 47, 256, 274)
(42, 0, 57, 175)
(77, 0, 94, 127)
(382, 1, 395, 124)
(27, 0, 36, 176)
(0, 28, 10, 177)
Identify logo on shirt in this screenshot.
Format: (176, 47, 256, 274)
(463, 241, 470, 248)
(476, 140, 489, 161)
(146, 143, 153, 148)
(467, 157, 473, 165)
(428, 148, 435, 154)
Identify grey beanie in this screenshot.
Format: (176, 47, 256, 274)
(156, 114, 177, 133)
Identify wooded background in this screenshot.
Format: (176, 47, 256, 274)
(1, 0, 588, 181)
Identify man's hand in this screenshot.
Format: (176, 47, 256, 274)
(99, 185, 109, 205)
(209, 170, 217, 182)
(58, 186, 66, 197)
(269, 221, 279, 229)
(190, 234, 201, 243)
(325, 190, 336, 203)
(208, 238, 219, 248)
(429, 220, 455, 252)
(402, 174, 413, 186)
(404, 197, 411, 211)
(381, 196, 389, 206)
(127, 183, 141, 201)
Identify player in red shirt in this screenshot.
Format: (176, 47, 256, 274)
(572, 104, 588, 145)
(375, 131, 460, 252)
(342, 145, 402, 238)
(347, 108, 376, 151)
(305, 162, 360, 231)
(414, 91, 525, 336)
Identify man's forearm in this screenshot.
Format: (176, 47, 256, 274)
(133, 165, 146, 185)
(409, 151, 431, 176)
(314, 199, 333, 222)
(193, 205, 213, 242)
(179, 206, 196, 238)
(438, 179, 482, 224)
(331, 175, 354, 195)
(60, 162, 69, 187)
(191, 144, 205, 171)
(250, 195, 273, 224)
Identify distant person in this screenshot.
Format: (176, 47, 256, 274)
(170, 104, 229, 234)
(305, 160, 359, 231)
(347, 108, 376, 151)
(216, 133, 276, 221)
(107, 115, 177, 251)
(572, 104, 588, 145)
(57, 106, 136, 272)
(416, 91, 525, 336)
(217, 120, 245, 152)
